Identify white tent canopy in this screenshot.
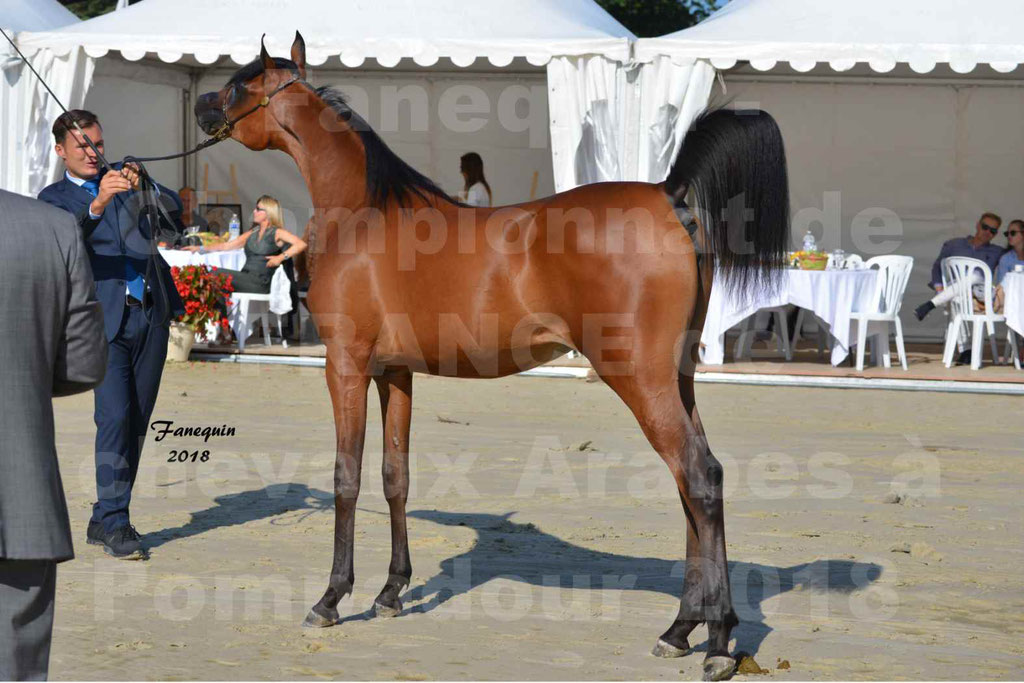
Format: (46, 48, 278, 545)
(635, 0, 1024, 73)
(636, 0, 1024, 342)
(0, 0, 78, 33)
(16, 0, 632, 67)
(1, 0, 81, 195)
(7, 0, 650, 204)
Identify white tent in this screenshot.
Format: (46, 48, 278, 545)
(1, 0, 80, 193)
(1, 0, 79, 33)
(636, 0, 1024, 341)
(7, 0, 645, 226)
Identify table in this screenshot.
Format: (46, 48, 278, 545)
(1002, 271, 1024, 339)
(701, 268, 879, 366)
(158, 248, 246, 271)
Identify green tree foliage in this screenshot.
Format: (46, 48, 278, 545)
(59, 0, 118, 20)
(596, 0, 695, 37)
(597, 0, 728, 37)
(60, 0, 726, 38)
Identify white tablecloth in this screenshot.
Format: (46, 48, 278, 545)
(1002, 272, 1024, 338)
(158, 248, 246, 271)
(701, 268, 879, 366)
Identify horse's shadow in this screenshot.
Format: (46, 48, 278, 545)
(402, 509, 882, 658)
(141, 487, 880, 658)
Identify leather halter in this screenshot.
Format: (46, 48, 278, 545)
(210, 73, 304, 141)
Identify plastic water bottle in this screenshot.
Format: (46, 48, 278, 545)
(802, 229, 817, 252)
(228, 213, 240, 241)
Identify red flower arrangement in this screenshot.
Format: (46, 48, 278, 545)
(170, 265, 234, 341)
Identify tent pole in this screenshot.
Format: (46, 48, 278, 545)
(183, 68, 200, 190)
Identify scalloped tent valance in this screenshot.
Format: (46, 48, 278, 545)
(634, 0, 1024, 74)
(15, 0, 635, 67)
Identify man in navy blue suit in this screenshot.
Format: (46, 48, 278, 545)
(39, 109, 184, 560)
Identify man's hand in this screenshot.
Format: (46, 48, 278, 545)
(90, 170, 133, 215)
(121, 163, 141, 190)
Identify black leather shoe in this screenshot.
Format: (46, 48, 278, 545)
(96, 524, 148, 560)
(86, 520, 104, 545)
(914, 301, 936, 321)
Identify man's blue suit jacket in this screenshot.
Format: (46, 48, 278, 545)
(39, 174, 185, 341)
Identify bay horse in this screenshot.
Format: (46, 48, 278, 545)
(195, 33, 788, 681)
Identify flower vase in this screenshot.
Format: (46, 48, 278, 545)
(167, 322, 195, 362)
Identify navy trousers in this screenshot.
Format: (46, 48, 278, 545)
(92, 303, 169, 532)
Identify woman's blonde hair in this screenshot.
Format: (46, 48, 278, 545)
(255, 194, 284, 230)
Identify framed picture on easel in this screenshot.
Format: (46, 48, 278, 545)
(199, 203, 242, 235)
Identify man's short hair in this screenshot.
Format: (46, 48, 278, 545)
(52, 109, 100, 145)
(980, 211, 1002, 227)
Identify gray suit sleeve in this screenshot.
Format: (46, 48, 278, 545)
(53, 213, 107, 397)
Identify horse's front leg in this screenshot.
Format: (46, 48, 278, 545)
(304, 355, 371, 627)
(372, 368, 413, 617)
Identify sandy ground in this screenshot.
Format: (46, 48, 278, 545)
(47, 362, 1024, 681)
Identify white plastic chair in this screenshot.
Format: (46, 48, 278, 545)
(850, 255, 914, 371)
(733, 307, 793, 361)
(228, 268, 291, 351)
(940, 257, 1010, 370)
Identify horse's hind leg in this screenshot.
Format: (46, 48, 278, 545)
(653, 370, 729, 660)
(591, 360, 737, 681)
(653, 514, 702, 658)
(304, 356, 370, 627)
(372, 369, 413, 617)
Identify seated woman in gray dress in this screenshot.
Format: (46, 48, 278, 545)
(186, 194, 306, 293)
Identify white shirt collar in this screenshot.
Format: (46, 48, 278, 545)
(65, 171, 96, 187)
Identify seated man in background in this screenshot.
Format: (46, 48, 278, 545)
(153, 185, 187, 247)
(914, 211, 1007, 321)
(177, 185, 209, 232)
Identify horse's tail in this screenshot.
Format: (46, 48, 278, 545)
(664, 108, 790, 296)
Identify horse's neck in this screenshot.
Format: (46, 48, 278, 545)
(276, 105, 368, 214)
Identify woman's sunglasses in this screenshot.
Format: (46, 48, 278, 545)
(1007, 229, 1023, 237)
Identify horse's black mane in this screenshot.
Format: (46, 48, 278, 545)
(231, 57, 457, 209)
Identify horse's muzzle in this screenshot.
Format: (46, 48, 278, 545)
(195, 92, 228, 136)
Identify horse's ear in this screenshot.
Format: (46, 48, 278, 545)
(291, 31, 306, 79)
(260, 34, 275, 72)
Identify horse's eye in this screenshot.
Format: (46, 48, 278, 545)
(227, 84, 241, 106)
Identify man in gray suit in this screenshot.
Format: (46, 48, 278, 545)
(0, 189, 107, 680)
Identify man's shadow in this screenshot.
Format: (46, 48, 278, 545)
(403, 510, 882, 658)
(144, 483, 332, 550)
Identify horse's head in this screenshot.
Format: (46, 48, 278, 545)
(195, 32, 308, 151)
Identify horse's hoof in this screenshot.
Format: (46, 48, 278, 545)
(302, 606, 339, 628)
(373, 599, 402, 618)
(651, 638, 691, 658)
(702, 655, 736, 681)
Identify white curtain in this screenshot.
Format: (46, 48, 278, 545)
(1, 45, 94, 197)
(547, 54, 632, 193)
(546, 54, 716, 192)
(636, 56, 716, 184)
